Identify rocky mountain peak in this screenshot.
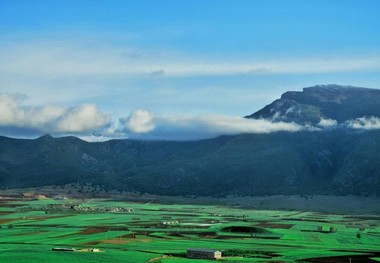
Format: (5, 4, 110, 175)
(247, 84, 380, 124)
(36, 134, 55, 141)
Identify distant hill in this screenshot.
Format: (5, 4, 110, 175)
(0, 85, 379, 196)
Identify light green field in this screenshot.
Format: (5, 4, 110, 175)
(0, 197, 379, 262)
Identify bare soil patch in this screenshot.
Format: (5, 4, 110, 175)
(102, 238, 128, 244)
(0, 218, 16, 224)
(102, 237, 152, 244)
(83, 241, 100, 245)
(79, 227, 109, 235)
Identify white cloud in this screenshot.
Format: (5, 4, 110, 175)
(345, 116, 380, 130)
(26, 105, 67, 127)
(55, 104, 110, 133)
(0, 93, 110, 134)
(318, 118, 338, 128)
(0, 93, 27, 125)
(120, 110, 307, 139)
(122, 109, 155, 133)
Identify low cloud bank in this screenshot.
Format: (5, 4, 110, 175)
(120, 110, 307, 140)
(120, 112, 380, 140)
(1, 92, 380, 141)
(0, 93, 110, 135)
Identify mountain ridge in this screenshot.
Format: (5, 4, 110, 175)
(0, 85, 379, 197)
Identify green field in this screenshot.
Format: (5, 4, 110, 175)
(0, 197, 379, 262)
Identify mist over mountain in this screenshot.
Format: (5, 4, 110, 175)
(0, 85, 379, 196)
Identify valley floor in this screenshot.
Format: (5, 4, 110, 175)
(0, 194, 379, 262)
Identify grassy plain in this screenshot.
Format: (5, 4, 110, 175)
(0, 196, 379, 262)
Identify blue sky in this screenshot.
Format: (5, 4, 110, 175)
(0, 0, 379, 140)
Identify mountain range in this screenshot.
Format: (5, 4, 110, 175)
(1, 85, 379, 196)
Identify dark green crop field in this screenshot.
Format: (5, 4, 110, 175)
(0, 197, 379, 262)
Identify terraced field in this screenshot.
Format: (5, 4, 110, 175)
(0, 197, 379, 262)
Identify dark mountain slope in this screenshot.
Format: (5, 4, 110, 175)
(0, 129, 379, 196)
